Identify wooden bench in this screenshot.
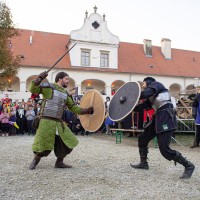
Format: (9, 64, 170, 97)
(110, 128, 144, 144)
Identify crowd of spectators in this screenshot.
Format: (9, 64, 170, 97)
(0, 95, 146, 137)
(0, 95, 105, 137)
(0, 97, 41, 136)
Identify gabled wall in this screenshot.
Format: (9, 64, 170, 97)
(70, 11, 119, 69)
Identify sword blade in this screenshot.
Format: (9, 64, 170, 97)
(47, 43, 77, 73)
(171, 136, 186, 149)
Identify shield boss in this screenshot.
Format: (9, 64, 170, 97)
(109, 82, 141, 121)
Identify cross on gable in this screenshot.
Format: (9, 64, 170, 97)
(93, 5, 97, 13)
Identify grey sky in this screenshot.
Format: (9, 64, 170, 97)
(5, 0, 200, 52)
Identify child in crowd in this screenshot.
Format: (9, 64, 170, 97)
(16, 103, 26, 135)
(9, 107, 17, 136)
(0, 107, 10, 136)
(25, 105, 35, 135)
(105, 111, 115, 135)
(34, 103, 41, 116)
(72, 114, 85, 135)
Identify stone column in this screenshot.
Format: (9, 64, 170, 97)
(105, 85, 112, 96)
(20, 81, 27, 92)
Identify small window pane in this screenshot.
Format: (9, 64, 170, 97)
(100, 53, 109, 67)
(81, 51, 90, 66)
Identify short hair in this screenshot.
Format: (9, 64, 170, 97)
(55, 72, 69, 83)
(106, 96, 110, 100)
(143, 77, 155, 82)
(143, 77, 156, 86)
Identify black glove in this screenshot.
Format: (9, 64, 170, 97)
(34, 71, 48, 85)
(87, 107, 94, 114)
(81, 107, 94, 115)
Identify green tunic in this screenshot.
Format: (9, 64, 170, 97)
(29, 81, 82, 152)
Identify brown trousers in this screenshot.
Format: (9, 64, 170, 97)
(34, 135, 73, 158)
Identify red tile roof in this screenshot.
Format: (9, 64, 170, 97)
(118, 42, 200, 77)
(12, 29, 71, 69)
(11, 29, 200, 77)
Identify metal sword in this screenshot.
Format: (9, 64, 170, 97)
(47, 43, 77, 73)
(37, 43, 77, 82)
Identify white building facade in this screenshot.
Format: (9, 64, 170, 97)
(1, 6, 199, 101)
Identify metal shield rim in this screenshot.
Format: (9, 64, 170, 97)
(79, 89, 105, 132)
(108, 81, 141, 122)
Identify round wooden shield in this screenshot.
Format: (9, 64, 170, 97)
(79, 89, 105, 132)
(109, 82, 141, 121)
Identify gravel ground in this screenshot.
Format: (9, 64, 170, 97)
(0, 134, 200, 200)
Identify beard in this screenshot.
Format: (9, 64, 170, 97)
(62, 83, 68, 88)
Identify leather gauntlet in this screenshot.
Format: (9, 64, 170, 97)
(80, 107, 94, 115)
(34, 71, 48, 85)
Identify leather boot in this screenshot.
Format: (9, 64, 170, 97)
(190, 139, 199, 148)
(130, 147, 149, 170)
(29, 155, 41, 170)
(190, 144, 199, 148)
(174, 152, 195, 179)
(55, 158, 72, 168)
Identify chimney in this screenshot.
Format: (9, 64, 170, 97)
(29, 35, 33, 45)
(161, 38, 171, 59)
(143, 39, 152, 57)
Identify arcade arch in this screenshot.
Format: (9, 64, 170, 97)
(68, 78, 75, 93)
(185, 84, 196, 96)
(111, 80, 125, 95)
(26, 76, 48, 92)
(81, 79, 105, 94)
(3, 76, 20, 92)
(186, 84, 195, 91)
(169, 83, 181, 97)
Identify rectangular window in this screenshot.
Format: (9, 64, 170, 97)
(100, 52, 109, 67)
(81, 50, 90, 66)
